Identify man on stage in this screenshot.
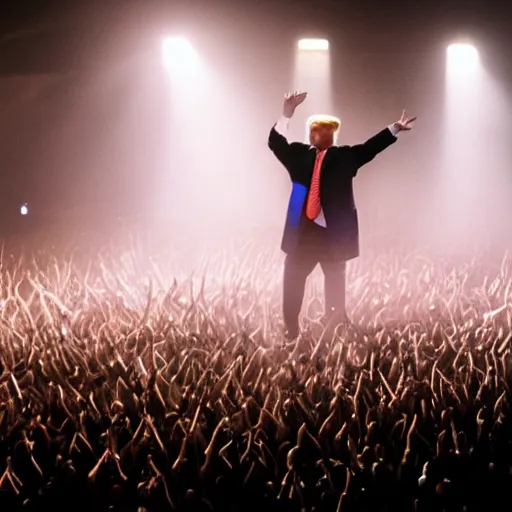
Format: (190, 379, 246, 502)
(268, 91, 416, 339)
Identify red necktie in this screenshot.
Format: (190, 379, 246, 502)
(306, 149, 327, 220)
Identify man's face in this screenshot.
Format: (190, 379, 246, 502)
(309, 123, 336, 150)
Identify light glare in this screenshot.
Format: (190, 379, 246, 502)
(162, 37, 199, 72)
(447, 43, 479, 73)
(298, 39, 329, 51)
(20, 204, 28, 215)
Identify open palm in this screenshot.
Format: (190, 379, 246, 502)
(283, 91, 307, 117)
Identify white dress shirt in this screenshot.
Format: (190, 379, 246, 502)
(274, 116, 399, 228)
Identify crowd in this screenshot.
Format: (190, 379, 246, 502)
(0, 240, 511, 512)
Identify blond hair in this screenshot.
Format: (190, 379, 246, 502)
(305, 114, 341, 143)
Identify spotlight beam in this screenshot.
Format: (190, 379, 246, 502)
(162, 36, 199, 73)
(298, 39, 329, 51)
(446, 43, 479, 74)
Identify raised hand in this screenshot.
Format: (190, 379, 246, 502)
(393, 110, 417, 132)
(283, 91, 307, 118)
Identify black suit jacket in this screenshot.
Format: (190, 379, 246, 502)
(268, 126, 397, 261)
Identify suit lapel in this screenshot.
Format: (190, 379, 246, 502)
(321, 147, 333, 171)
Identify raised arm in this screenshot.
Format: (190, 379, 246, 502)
(268, 91, 307, 168)
(352, 110, 417, 169)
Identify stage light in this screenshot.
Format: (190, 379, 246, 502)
(447, 43, 479, 73)
(162, 37, 199, 72)
(298, 39, 329, 51)
(20, 203, 28, 215)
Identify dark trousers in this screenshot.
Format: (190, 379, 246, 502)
(283, 220, 346, 334)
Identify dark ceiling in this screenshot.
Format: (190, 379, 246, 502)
(0, 0, 510, 76)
